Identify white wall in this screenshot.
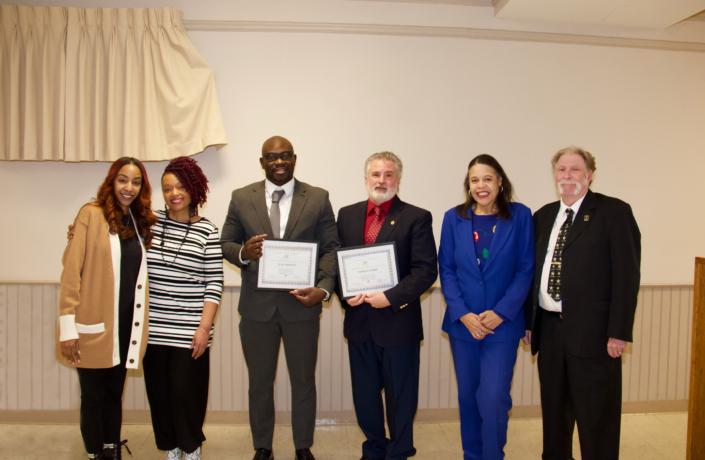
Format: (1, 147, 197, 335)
(1, 2, 705, 284)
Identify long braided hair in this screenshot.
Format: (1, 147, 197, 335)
(162, 156, 210, 215)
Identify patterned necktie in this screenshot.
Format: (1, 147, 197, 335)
(270, 190, 284, 239)
(365, 206, 383, 245)
(547, 208, 574, 301)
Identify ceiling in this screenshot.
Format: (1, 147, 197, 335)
(358, 0, 705, 28)
(494, 0, 705, 29)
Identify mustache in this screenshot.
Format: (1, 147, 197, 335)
(557, 180, 579, 186)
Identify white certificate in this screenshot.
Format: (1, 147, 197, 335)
(257, 239, 319, 291)
(337, 242, 399, 299)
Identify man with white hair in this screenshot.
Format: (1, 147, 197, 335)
(336, 151, 438, 460)
(524, 146, 641, 460)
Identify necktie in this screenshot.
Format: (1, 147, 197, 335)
(365, 206, 382, 245)
(547, 208, 574, 301)
(270, 190, 284, 239)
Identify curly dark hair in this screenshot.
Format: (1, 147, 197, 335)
(95, 157, 158, 248)
(162, 156, 210, 215)
(455, 154, 515, 221)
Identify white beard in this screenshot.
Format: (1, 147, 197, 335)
(557, 179, 587, 196)
(367, 182, 397, 203)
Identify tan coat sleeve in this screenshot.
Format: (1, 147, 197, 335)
(58, 205, 93, 341)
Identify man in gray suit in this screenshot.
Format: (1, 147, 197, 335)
(221, 136, 340, 460)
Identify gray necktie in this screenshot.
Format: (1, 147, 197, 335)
(270, 190, 284, 239)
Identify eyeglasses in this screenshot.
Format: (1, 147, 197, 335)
(263, 151, 294, 162)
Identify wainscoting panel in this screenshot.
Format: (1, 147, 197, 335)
(0, 282, 693, 418)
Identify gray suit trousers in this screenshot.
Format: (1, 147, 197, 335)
(239, 309, 320, 450)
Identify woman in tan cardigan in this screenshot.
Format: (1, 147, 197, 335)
(57, 157, 158, 460)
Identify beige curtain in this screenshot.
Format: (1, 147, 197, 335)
(0, 5, 226, 162)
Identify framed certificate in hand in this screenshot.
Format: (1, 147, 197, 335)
(256, 239, 319, 291)
(336, 242, 400, 299)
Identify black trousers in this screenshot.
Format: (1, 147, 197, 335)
(538, 310, 622, 460)
(76, 364, 128, 455)
(143, 344, 210, 453)
(239, 310, 319, 451)
(348, 337, 420, 460)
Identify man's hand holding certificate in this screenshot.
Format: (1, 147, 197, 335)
(336, 242, 400, 303)
(256, 239, 319, 291)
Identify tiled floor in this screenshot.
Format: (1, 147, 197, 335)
(0, 412, 688, 460)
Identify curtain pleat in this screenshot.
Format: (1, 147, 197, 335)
(0, 6, 226, 162)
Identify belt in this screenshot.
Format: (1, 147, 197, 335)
(542, 309, 562, 320)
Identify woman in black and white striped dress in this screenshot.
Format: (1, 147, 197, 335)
(143, 156, 223, 460)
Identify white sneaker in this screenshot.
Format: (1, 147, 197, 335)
(166, 448, 182, 460)
(184, 446, 201, 460)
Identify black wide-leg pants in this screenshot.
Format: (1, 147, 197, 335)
(143, 344, 210, 454)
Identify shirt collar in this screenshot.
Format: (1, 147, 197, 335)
(559, 193, 587, 218)
(265, 177, 295, 197)
(367, 195, 396, 215)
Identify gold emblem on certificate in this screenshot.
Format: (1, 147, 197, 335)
(256, 239, 320, 291)
(336, 242, 400, 299)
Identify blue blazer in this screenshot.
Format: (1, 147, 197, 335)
(440, 202, 535, 342)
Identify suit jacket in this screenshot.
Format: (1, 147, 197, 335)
(439, 203, 535, 343)
(221, 179, 340, 323)
(336, 197, 438, 348)
(524, 190, 641, 358)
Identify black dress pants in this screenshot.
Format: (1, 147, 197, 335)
(538, 310, 622, 460)
(143, 344, 210, 453)
(76, 364, 129, 455)
(348, 337, 420, 460)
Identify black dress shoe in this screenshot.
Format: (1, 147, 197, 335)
(253, 448, 273, 460)
(295, 448, 316, 460)
(360, 456, 385, 460)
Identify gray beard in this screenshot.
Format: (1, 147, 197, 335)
(367, 184, 397, 203)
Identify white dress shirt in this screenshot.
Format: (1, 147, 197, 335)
(539, 194, 586, 313)
(264, 177, 295, 238)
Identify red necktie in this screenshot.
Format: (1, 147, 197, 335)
(365, 206, 382, 245)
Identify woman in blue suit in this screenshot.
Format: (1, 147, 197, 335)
(439, 154, 535, 460)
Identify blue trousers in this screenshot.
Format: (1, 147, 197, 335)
(349, 337, 420, 460)
(449, 336, 519, 460)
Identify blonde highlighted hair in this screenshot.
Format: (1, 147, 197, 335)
(551, 145, 596, 184)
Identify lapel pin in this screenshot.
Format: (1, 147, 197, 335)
(391, 221, 395, 225)
(584, 215, 590, 221)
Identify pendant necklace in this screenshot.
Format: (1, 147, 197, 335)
(161, 207, 192, 267)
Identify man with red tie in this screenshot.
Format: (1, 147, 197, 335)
(336, 151, 438, 460)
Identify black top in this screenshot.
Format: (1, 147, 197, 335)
(118, 214, 142, 365)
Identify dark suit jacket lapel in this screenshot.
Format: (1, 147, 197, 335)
(283, 180, 308, 239)
(453, 213, 482, 277)
(251, 181, 274, 236)
(484, 215, 511, 271)
(565, 190, 597, 249)
(351, 201, 368, 246)
(375, 196, 404, 244)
